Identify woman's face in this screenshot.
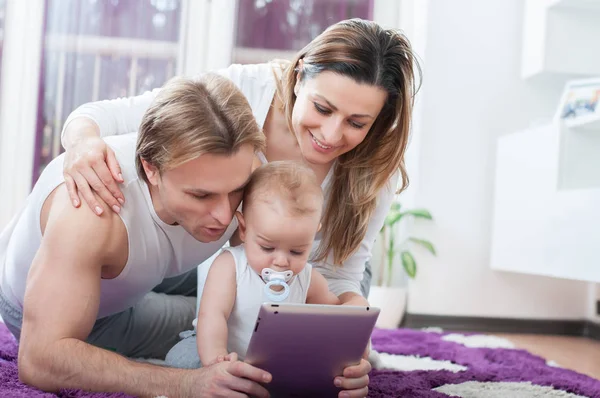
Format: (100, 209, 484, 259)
(291, 70, 388, 166)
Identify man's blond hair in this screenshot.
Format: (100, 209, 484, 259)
(136, 74, 265, 181)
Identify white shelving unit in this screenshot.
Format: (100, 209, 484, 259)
(491, 3, 600, 282)
(547, 0, 600, 11)
(556, 78, 600, 190)
(521, 0, 600, 83)
(490, 77, 600, 282)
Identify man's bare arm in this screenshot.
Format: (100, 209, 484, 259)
(17, 185, 189, 396)
(18, 185, 271, 397)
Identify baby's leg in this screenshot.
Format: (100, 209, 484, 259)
(165, 332, 202, 369)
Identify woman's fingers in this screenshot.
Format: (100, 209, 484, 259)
(88, 149, 123, 210)
(106, 147, 125, 188)
(62, 136, 124, 214)
(79, 164, 121, 214)
(64, 174, 80, 208)
(72, 173, 104, 216)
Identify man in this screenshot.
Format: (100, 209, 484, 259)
(0, 74, 272, 397)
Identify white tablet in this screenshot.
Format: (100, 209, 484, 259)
(244, 303, 380, 397)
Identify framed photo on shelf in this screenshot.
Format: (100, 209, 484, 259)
(556, 78, 600, 127)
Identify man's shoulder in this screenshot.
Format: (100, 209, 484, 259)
(43, 184, 128, 261)
(104, 133, 139, 183)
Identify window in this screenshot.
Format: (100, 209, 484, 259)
(34, 0, 183, 181)
(232, 0, 373, 64)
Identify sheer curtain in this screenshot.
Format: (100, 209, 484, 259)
(0, 0, 6, 91)
(32, 0, 375, 181)
(33, 0, 183, 182)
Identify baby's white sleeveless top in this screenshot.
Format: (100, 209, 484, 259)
(224, 245, 311, 359)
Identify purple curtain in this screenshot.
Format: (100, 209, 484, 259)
(235, 0, 373, 51)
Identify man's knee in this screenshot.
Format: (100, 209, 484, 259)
(0, 290, 24, 340)
(3, 320, 22, 340)
(153, 268, 198, 297)
(87, 294, 196, 359)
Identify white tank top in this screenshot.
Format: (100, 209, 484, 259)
(224, 245, 311, 359)
(0, 133, 236, 318)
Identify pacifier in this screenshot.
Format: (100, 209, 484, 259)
(261, 268, 294, 302)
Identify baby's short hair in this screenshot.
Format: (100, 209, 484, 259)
(242, 161, 324, 217)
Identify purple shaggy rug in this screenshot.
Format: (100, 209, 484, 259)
(1, 322, 599, 397)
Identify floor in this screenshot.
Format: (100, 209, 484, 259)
(2, 314, 597, 381)
(495, 333, 600, 380)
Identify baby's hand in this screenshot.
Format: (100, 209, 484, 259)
(207, 353, 231, 366)
(210, 352, 240, 365)
(224, 352, 239, 362)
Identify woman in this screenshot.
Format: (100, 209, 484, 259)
(61, 18, 420, 397)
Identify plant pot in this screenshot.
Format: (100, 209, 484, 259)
(368, 285, 407, 329)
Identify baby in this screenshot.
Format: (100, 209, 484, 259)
(165, 160, 340, 368)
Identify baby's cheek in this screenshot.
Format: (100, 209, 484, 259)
(294, 258, 309, 274)
(247, 250, 267, 272)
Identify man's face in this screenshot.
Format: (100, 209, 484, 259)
(145, 144, 255, 242)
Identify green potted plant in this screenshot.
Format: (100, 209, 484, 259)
(370, 202, 436, 328)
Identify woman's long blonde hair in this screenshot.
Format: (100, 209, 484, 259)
(275, 18, 421, 266)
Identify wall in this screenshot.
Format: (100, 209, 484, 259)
(406, 0, 588, 319)
(588, 283, 600, 323)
